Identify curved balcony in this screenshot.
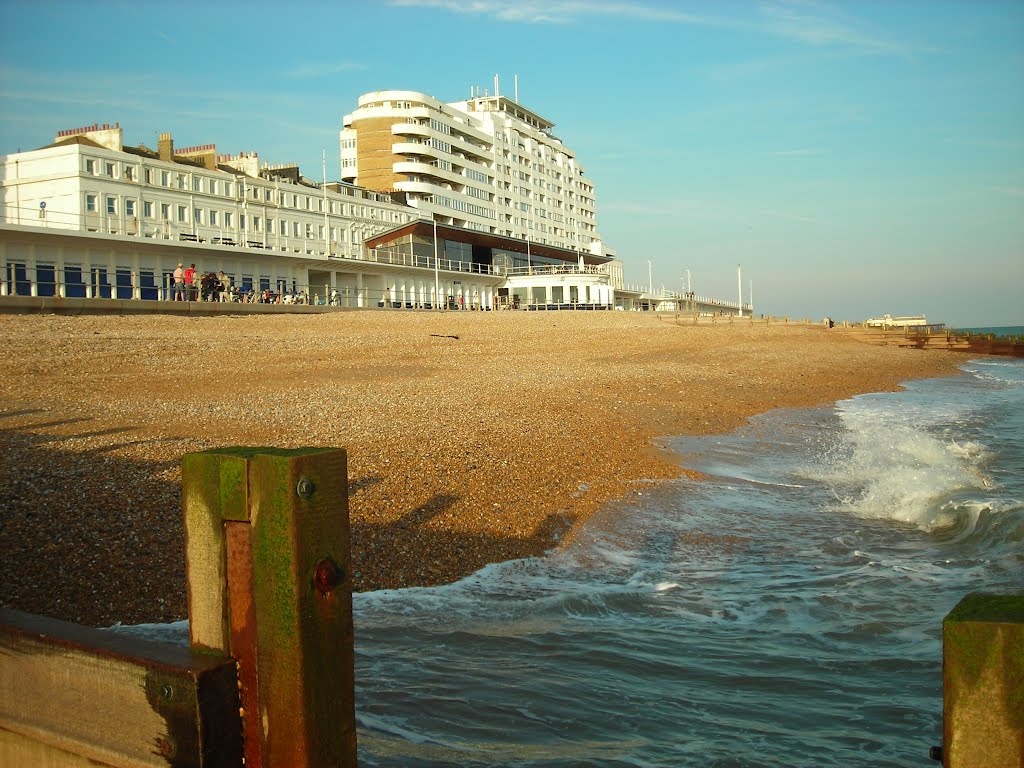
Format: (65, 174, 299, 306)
(393, 162, 465, 188)
(391, 122, 432, 140)
(392, 142, 445, 160)
(394, 180, 446, 196)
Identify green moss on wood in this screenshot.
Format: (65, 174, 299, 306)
(946, 593, 1024, 624)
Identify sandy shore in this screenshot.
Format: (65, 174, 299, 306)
(0, 311, 970, 627)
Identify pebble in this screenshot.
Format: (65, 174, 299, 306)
(0, 312, 970, 627)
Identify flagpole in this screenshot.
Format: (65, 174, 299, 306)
(322, 150, 329, 256)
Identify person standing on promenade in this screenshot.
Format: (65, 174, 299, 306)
(218, 271, 231, 302)
(189, 265, 200, 302)
(182, 264, 196, 301)
(172, 263, 184, 301)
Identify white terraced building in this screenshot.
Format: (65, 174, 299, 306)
(0, 122, 506, 307)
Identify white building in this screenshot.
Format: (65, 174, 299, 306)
(0, 122, 501, 308)
(341, 86, 628, 308)
(341, 88, 602, 253)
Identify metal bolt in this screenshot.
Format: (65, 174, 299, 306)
(160, 683, 173, 701)
(296, 478, 315, 498)
(314, 558, 339, 595)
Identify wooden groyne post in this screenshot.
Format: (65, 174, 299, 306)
(939, 593, 1024, 767)
(0, 446, 356, 767)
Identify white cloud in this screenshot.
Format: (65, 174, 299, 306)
(283, 61, 367, 79)
(767, 148, 827, 157)
(388, 0, 718, 25)
(758, 2, 927, 57)
(388, 0, 928, 61)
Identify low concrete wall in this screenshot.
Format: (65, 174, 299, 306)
(0, 296, 353, 317)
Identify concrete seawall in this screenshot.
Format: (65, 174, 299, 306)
(0, 295, 350, 316)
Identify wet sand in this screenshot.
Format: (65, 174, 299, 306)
(0, 311, 970, 626)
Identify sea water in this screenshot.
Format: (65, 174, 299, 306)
(116, 359, 1024, 767)
(956, 325, 1023, 338)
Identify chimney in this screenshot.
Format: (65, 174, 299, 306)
(158, 132, 174, 162)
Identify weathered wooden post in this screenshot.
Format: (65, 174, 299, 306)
(940, 593, 1024, 767)
(182, 447, 356, 768)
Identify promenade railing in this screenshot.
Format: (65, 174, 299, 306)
(1, 204, 500, 277)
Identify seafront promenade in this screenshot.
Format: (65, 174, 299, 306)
(0, 311, 971, 628)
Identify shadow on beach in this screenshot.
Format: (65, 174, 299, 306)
(0, 414, 568, 627)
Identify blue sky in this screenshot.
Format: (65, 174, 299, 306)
(1, 1, 1021, 326)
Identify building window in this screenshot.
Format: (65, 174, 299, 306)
(145, 168, 153, 184)
(177, 205, 186, 222)
(125, 200, 136, 216)
(143, 201, 153, 218)
(224, 182, 233, 197)
(194, 208, 203, 224)
(106, 197, 117, 214)
(253, 216, 261, 232)
(209, 210, 217, 226)
(124, 167, 135, 182)
(161, 203, 170, 220)
(85, 159, 95, 174)
(86, 194, 97, 212)
(224, 212, 233, 227)
(105, 163, 115, 177)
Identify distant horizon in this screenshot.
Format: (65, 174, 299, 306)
(1, 1, 1021, 327)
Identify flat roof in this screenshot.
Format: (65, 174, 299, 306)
(365, 221, 610, 266)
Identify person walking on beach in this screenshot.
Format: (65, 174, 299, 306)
(172, 263, 184, 301)
(183, 263, 196, 301)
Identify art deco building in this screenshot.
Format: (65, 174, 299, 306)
(340, 88, 605, 258)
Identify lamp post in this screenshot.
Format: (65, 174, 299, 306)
(432, 218, 440, 310)
(737, 264, 743, 317)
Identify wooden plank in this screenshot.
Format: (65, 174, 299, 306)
(943, 593, 1024, 768)
(225, 521, 262, 768)
(0, 609, 241, 768)
(181, 450, 251, 655)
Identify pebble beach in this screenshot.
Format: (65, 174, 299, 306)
(0, 311, 971, 627)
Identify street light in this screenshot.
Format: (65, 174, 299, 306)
(432, 218, 440, 310)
